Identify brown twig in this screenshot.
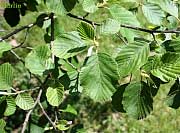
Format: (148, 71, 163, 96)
(67, 13, 180, 34)
(21, 89, 43, 133)
(67, 13, 101, 26)
(38, 101, 57, 130)
(120, 24, 180, 34)
(0, 23, 35, 42)
(0, 16, 50, 42)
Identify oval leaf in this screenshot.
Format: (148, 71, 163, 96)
(77, 22, 95, 40)
(166, 79, 180, 109)
(116, 41, 150, 77)
(0, 63, 14, 90)
(52, 32, 87, 59)
(4, 96, 16, 116)
(122, 82, 153, 119)
(46, 83, 64, 106)
(100, 18, 120, 34)
(109, 4, 140, 26)
(142, 4, 165, 25)
(25, 45, 54, 76)
(82, 0, 98, 13)
(151, 53, 180, 82)
(15, 93, 35, 110)
(80, 53, 119, 102)
(0, 42, 12, 58)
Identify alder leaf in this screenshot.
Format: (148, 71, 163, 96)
(80, 53, 119, 102)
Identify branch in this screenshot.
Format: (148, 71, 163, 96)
(0, 16, 50, 42)
(21, 74, 50, 133)
(67, 13, 101, 26)
(21, 89, 42, 133)
(67, 13, 180, 34)
(63, 59, 79, 72)
(0, 88, 39, 95)
(120, 24, 180, 34)
(38, 101, 57, 130)
(0, 23, 35, 42)
(12, 28, 29, 49)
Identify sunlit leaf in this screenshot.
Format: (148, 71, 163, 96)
(52, 32, 87, 59)
(46, 82, 64, 106)
(4, 96, 16, 116)
(116, 41, 150, 77)
(109, 4, 140, 26)
(82, 0, 98, 13)
(15, 93, 35, 110)
(100, 18, 120, 34)
(77, 22, 95, 40)
(151, 53, 180, 82)
(80, 53, 119, 102)
(142, 4, 165, 25)
(0, 63, 14, 90)
(60, 104, 77, 115)
(25, 45, 54, 76)
(0, 42, 12, 58)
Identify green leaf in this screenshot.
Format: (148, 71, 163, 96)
(46, 83, 64, 106)
(0, 119, 6, 133)
(60, 104, 77, 115)
(112, 84, 128, 112)
(166, 79, 180, 109)
(80, 53, 119, 102)
(122, 82, 153, 119)
(142, 4, 165, 25)
(109, 4, 140, 41)
(0, 96, 6, 118)
(4, 96, 16, 116)
(119, 28, 136, 43)
(0, 119, 6, 127)
(15, 93, 35, 110)
(109, 4, 140, 26)
(46, 0, 66, 15)
(30, 124, 44, 133)
(0, 63, 14, 90)
(62, 0, 77, 12)
(52, 32, 87, 59)
(162, 38, 180, 53)
(151, 53, 180, 82)
(77, 22, 95, 40)
(100, 18, 120, 34)
(0, 42, 12, 58)
(56, 120, 70, 131)
(82, 0, 98, 13)
(25, 45, 54, 76)
(149, 0, 178, 18)
(46, 0, 76, 15)
(116, 41, 150, 77)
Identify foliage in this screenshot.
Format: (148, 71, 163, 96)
(0, 0, 180, 132)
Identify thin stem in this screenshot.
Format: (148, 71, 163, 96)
(10, 50, 25, 64)
(12, 28, 29, 49)
(38, 101, 57, 130)
(120, 24, 180, 34)
(116, 33, 128, 45)
(21, 74, 50, 133)
(0, 88, 39, 95)
(0, 23, 35, 42)
(0, 16, 50, 42)
(67, 13, 101, 26)
(67, 13, 180, 34)
(63, 59, 79, 72)
(21, 89, 43, 133)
